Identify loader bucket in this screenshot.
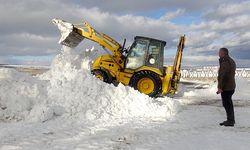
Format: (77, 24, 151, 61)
(52, 18, 84, 48)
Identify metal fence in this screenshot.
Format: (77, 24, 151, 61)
(181, 67, 250, 78)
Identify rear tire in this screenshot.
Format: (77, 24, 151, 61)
(130, 71, 162, 97)
(92, 69, 112, 84)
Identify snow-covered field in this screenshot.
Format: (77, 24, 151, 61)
(0, 47, 250, 150)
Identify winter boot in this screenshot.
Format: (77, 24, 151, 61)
(220, 121, 235, 127)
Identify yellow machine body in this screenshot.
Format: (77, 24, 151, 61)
(53, 18, 185, 97)
(92, 56, 175, 95)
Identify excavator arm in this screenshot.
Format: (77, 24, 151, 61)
(52, 19, 123, 58)
(171, 35, 186, 92)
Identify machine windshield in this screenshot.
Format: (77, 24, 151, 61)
(126, 40, 148, 69)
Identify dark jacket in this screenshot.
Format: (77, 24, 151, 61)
(218, 55, 236, 91)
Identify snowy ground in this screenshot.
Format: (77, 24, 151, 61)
(1, 47, 250, 150)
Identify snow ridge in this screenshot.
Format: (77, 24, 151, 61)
(0, 46, 179, 123)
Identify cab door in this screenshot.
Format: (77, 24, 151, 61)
(125, 39, 149, 70)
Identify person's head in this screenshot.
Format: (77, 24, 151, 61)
(219, 48, 229, 58)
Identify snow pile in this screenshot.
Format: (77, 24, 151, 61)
(40, 47, 179, 121)
(0, 46, 178, 122)
(0, 68, 47, 121)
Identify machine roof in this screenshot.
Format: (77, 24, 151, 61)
(135, 36, 166, 46)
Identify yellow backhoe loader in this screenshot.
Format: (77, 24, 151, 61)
(53, 18, 185, 97)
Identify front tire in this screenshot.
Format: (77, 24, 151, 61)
(92, 69, 112, 84)
(130, 71, 162, 97)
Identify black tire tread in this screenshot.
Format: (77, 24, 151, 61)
(92, 69, 112, 84)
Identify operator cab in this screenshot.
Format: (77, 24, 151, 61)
(126, 36, 166, 72)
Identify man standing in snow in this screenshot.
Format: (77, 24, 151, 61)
(217, 48, 236, 127)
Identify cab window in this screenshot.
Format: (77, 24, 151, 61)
(126, 40, 148, 69)
(146, 41, 161, 68)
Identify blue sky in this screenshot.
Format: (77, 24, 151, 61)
(0, 0, 250, 67)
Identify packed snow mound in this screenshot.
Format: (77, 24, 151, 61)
(0, 46, 179, 122)
(0, 68, 48, 121)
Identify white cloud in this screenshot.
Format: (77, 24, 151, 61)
(71, 0, 228, 14)
(160, 9, 185, 21)
(183, 55, 218, 65)
(0, 0, 249, 67)
(204, 1, 250, 19)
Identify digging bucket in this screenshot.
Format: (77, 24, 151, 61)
(52, 18, 84, 48)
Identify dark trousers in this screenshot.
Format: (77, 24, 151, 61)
(221, 90, 235, 123)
